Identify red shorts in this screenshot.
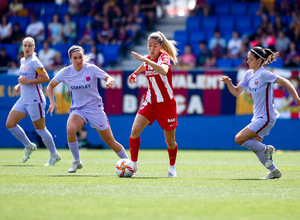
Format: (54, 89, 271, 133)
(138, 98, 178, 130)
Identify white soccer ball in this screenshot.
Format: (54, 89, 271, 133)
(115, 159, 135, 178)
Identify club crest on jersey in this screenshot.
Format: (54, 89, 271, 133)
(86, 76, 91, 81)
(255, 80, 258, 85)
(25, 67, 29, 71)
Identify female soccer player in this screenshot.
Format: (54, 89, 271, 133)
(47, 45, 128, 173)
(6, 37, 61, 166)
(128, 31, 179, 177)
(221, 46, 300, 179)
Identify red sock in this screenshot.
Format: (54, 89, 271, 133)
(168, 144, 178, 166)
(130, 136, 140, 162)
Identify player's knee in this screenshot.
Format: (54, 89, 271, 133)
(235, 135, 243, 146)
(130, 127, 140, 139)
(67, 125, 77, 136)
(6, 121, 15, 129)
(166, 141, 176, 149)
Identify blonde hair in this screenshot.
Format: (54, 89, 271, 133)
(68, 45, 91, 63)
(148, 31, 178, 65)
(22, 37, 35, 46)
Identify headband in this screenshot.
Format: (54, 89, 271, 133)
(251, 49, 265, 60)
(69, 48, 83, 57)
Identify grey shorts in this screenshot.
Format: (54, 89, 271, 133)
(69, 103, 109, 131)
(247, 117, 276, 139)
(12, 98, 45, 121)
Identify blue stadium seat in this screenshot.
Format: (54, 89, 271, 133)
(252, 16, 262, 30)
(52, 44, 72, 57)
(218, 16, 234, 32)
(186, 16, 201, 31)
(24, 3, 42, 17)
(8, 16, 29, 32)
(174, 30, 188, 46)
(269, 58, 284, 68)
(216, 58, 233, 68)
(58, 3, 69, 17)
(233, 58, 243, 67)
(231, 3, 248, 16)
(248, 2, 260, 16)
(1, 44, 20, 61)
(189, 30, 205, 46)
(41, 3, 57, 17)
(176, 43, 186, 56)
(96, 44, 104, 53)
(214, 3, 230, 16)
(103, 44, 120, 65)
(202, 16, 218, 31)
(78, 16, 93, 36)
(235, 16, 251, 34)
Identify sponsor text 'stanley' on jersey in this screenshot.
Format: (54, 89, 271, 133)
(143, 52, 174, 104)
(19, 54, 46, 104)
(54, 63, 109, 108)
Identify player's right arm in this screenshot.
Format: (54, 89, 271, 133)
(47, 79, 60, 116)
(220, 76, 245, 97)
(129, 64, 145, 84)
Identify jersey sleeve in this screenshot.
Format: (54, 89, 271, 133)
(32, 59, 45, 75)
(91, 64, 109, 80)
(160, 53, 171, 66)
(54, 67, 66, 83)
(262, 70, 279, 83)
(238, 71, 250, 89)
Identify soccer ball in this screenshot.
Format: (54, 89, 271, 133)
(115, 159, 135, 178)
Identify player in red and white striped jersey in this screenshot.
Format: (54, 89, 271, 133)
(128, 31, 179, 177)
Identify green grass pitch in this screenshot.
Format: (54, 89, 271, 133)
(1, 148, 300, 220)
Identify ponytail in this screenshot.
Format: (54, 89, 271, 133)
(250, 46, 279, 66)
(148, 31, 178, 65)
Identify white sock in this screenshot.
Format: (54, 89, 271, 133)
(116, 147, 129, 159)
(36, 128, 57, 155)
(68, 141, 80, 161)
(8, 125, 31, 147)
(242, 139, 266, 152)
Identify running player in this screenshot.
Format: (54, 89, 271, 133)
(6, 37, 61, 166)
(128, 31, 179, 177)
(47, 45, 128, 173)
(221, 46, 300, 179)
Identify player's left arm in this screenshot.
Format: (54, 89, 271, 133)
(18, 67, 49, 85)
(275, 76, 300, 105)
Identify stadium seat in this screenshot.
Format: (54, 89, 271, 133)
(174, 30, 188, 46)
(233, 58, 243, 67)
(202, 16, 218, 32)
(58, 3, 69, 18)
(214, 3, 230, 16)
(248, 2, 260, 16)
(176, 43, 186, 56)
(8, 16, 29, 32)
(189, 30, 205, 46)
(269, 58, 284, 68)
(231, 3, 248, 16)
(235, 16, 251, 34)
(186, 16, 201, 31)
(52, 44, 72, 57)
(24, 3, 42, 17)
(252, 16, 262, 30)
(103, 44, 120, 65)
(2, 44, 20, 61)
(40, 3, 57, 17)
(96, 44, 104, 53)
(218, 16, 234, 31)
(216, 58, 233, 68)
(78, 16, 94, 36)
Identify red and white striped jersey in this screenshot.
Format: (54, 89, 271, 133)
(143, 52, 174, 103)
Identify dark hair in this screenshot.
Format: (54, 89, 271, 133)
(250, 46, 279, 66)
